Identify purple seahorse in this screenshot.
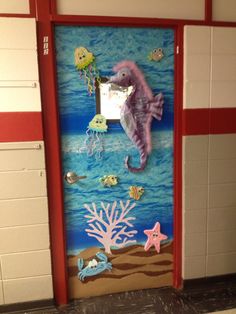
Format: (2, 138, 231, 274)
(108, 60, 164, 173)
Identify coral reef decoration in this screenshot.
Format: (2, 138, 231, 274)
(79, 114, 108, 160)
(148, 48, 164, 62)
(129, 186, 144, 200)
(83, 200, 137, 254)
(108, 60, 164, 173)
(77, 252, 112, 282)
(144, 222, 168, 253)
(74, 46, 100, 95)
(99, 175, 118, 187)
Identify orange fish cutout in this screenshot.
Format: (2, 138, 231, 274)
(129, 186, 144, 200)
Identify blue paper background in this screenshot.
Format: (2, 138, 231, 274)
(55, 26, 175, 254)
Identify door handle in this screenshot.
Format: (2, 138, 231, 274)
(64, 171, 87, 184)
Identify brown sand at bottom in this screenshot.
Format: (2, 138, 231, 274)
(68, 241, 173, 299)
(111, 252, 173, 265)
(69, 272, 173, 299)
(68, 241, 173, 267)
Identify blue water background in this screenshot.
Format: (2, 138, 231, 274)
(55, 26, 174, 255)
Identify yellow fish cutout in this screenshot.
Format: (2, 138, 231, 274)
(129, 186, 144, 200)
(100, 175, 118, 187)
(148, 48, 164, 62)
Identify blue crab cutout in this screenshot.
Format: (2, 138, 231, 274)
(77, 252, 112, 282)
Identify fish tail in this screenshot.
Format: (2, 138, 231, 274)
(125, 151, 148, 173)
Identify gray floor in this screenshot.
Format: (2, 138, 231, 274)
(2, 276, 236, 314)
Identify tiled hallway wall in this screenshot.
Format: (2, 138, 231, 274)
(183, 26, 236, 279)
(0, 18, 53, 304)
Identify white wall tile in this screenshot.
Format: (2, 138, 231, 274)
(0, 170, 47, 200)
(184, 186, 208, 211)
(184, 136, 209, 161)
(183, 256, 206, 279)
(207, 252, 236, 276)
(184, 233, 207, 257)
(211, 81, 236, 108)
(57, 0, 205, 19)
(1, 250, 52, 280)
(0, 225, 50, 254)
(184, 210, 207, 234)
(0, 83, 42, 112)
(0, 50, 38, 81)
(209, 134, 236, 159)
(0, 197, 48, 228)
(210, 27, 236, 108)
(184, 26, 211, 55)
(184, 80, 210, 109)
(0, 142, 45, 171)
(211, 55, 236, 81)
(212, 27, 236, 54)
(183, 26, 211, 109)
(209, 183, 236, 209)
(0, 18, 36, 49)
(185, 55, 211, 81)
(209, 159, 236, 184)
(208, 230, 236, 255)
(208, 207, 236, 232)
(3, 275, 53, 304)
(213, 0, 236, 22)
(184, 160, 208, 186)
(0, 0, 29, 14)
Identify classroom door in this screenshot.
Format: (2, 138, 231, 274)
(55, 25, 175, 299)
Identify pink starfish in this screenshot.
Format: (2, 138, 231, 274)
(144, 222, 168, 253)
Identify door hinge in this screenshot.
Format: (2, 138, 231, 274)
(176, 46, 179, 54)
(43, 36, 49, 55)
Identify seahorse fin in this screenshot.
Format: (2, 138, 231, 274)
(150, 93, 164, 121)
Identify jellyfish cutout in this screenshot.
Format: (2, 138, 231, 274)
(74, 47, 100, 95)
(79, 114, 108, 159)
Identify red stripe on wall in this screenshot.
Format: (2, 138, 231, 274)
(0, 112, 43, 142)
(183, 108, 236, 135)
(183, 109, 210, 135)
(210, 108, 236, 134)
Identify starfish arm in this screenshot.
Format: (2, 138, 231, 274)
(144, 239, 153, 251)
(153, 222, 161, 232)
(154, 242, 161, 253)
(144, 230, 152, 236)
(160, 234, 168, 240)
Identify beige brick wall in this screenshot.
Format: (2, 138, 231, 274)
(183, 26, 236, 280)
(183, 135, 236, 279)
(0, 142, 53, 304)
(184, 26, 236, 110)
(57, 0, 205, 19)
(0, 17, 53, 305)
(0, 0, 29, 14)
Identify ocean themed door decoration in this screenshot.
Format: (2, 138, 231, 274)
(55, 25, 175, 299)
(109, 60, 164, 173)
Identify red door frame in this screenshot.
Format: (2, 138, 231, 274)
(35, 0, 184, 304)
(2, 0, 236, 306)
